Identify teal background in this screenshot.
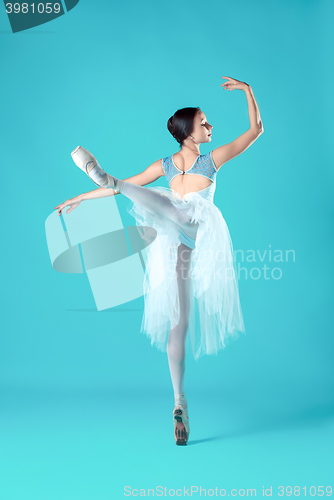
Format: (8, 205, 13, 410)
(0, 0, 333, 498)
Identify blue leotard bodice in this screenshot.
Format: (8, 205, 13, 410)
(162, 151, 217, 186)
(162, 151, 218, 204)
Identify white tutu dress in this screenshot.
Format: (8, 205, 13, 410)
(127, 151, 246, 360)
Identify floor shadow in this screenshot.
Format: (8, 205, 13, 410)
(186, 400, 334, 446)
(188, 435, 225, 446)
(219, 400, 334, 441)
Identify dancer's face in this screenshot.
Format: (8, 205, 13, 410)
(190, 111, 213, 144)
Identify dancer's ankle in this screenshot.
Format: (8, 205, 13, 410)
(175, 392, 187, 408)
(107, 176, 124, 193)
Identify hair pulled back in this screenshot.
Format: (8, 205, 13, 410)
(167, 107, 200, 146)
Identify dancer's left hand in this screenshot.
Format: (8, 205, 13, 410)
(221, 76, 249, 91)
(54, 197, 82, 216)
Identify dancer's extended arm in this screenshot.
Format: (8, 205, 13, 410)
(55, 159, 164, 215)
(212, 78, 264, 170)
(54, 187, 113, 216)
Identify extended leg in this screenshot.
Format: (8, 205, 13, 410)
(71, 146, 199, 246)
(168, 243, 192, 444)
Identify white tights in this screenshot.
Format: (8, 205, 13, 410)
(167, 243, 193, 398)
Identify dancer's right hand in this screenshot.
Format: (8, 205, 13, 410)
(54, 197, 82, 216)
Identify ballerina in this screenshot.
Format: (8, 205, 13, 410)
(55, 76, 264, 446)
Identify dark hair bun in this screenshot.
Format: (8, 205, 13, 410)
(167, 107, 200, 145)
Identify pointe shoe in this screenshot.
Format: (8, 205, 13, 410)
(71, 146, 121, 192)
(173, 401, 190, 446)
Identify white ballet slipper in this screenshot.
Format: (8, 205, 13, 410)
(71, 146, 121, 192)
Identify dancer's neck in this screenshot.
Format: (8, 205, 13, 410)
(180, 141, 201, 156)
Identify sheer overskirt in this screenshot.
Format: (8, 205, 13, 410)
(127, 184, 246, 360)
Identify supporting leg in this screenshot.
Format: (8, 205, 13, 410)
(167, 243, 192, 444)
(167, 243, 192, 396)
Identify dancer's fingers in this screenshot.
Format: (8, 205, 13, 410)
(56, 203, 65, 216)
(55, 202, 66, 210)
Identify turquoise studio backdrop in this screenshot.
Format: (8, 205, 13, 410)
(0, 0, 333, 498)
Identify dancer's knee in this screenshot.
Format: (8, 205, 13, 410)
(169, 318, 189, 340)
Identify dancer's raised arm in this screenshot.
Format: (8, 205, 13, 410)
(211, 78, 264, 171)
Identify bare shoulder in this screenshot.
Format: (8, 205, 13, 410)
(140, 158, 164, 175)
(211, 128, 263, 171)
(149, 158, 164, 176)
(122, 158, 164, 186)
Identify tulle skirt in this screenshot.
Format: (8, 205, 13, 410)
(127, 185, 246, 360)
